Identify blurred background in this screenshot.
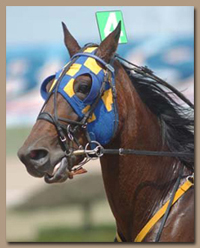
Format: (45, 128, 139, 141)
(6, 6, 194, 242)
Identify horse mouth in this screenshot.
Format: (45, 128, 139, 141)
(44, 154, 86, 184)
(44, 157, 71, 184)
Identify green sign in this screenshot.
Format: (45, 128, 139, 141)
(96, 10, 128, 44)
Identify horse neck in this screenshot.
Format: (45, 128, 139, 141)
(100, 63, 182, 241)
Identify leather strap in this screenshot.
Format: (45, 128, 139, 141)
(134, 179, 194, 242)
(115, 178, 194, 242)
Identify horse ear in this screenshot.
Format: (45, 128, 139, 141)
(96, 21, 121, 63)
(62, 22, 81, 57)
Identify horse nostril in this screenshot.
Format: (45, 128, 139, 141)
(29, 149, 48, 160)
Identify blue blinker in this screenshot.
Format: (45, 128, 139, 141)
(40, 48, 118, 145)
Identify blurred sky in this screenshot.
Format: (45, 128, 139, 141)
(6, 6, 194, 46)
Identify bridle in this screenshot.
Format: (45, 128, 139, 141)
(38, 42, 194, 166)
(37, 43, 118, 170)
(37, 43, 194, 242)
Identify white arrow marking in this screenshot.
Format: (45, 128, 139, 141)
(104, 13, 123, 42)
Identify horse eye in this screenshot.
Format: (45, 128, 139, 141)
(77, 83, 91, 94)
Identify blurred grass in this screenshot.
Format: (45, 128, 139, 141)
(35, 225, 116, 242)
(7, 201, 115, 242)
(6, 126, 32, 156)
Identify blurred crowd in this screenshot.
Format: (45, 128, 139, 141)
(6, 34, 194, 127)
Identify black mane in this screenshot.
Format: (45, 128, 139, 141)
(122, 64, 194, 171)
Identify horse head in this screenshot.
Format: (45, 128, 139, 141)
(18, 22, 122, 183)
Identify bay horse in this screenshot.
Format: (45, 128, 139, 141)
(18, 22, 194, 242)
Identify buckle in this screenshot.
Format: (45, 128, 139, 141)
(84, 141, 104, 159)
(105, 63, 115, 73)
(67, 125, 74, 141)
(141, 66, 154, 74)
(186, 173, 194, 183)
(60, 135, 66, 142)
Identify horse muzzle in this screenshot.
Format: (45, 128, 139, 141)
(17, 146, 51, 176)
(17, 145, 85, 183)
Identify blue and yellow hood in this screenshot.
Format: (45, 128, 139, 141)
(40, 47, 118, 145)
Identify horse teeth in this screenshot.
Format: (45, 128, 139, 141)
(53, 163, 61, 175)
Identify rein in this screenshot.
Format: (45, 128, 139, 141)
(72, 145, 193, 159)
(115, 55, 194, 109)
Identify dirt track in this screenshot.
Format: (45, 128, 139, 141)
(7, 156, 111, 242)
